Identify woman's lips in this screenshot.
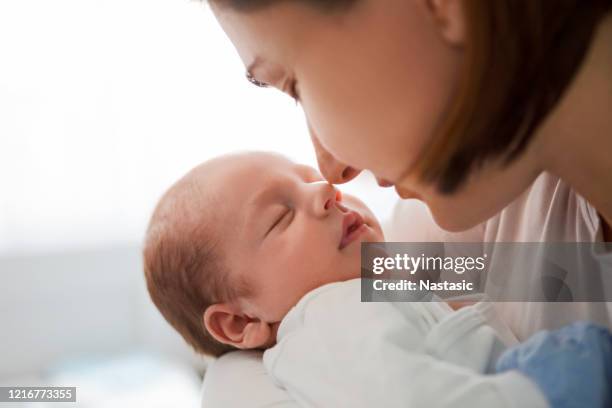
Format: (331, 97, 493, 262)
(376, 177, 394, 187)
(339, 210, 366, 249)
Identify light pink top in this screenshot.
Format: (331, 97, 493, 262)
(386, 172, 612, 340)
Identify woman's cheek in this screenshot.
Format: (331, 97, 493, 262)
(300, 84, 375, 168)
(302, 82, 411, 184)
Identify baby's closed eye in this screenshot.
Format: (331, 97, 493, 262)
(267, 207, 293, 235)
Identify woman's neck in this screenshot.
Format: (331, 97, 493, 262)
(536, 13, 612, 233)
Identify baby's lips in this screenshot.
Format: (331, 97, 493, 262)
(338, 210, 365, 249)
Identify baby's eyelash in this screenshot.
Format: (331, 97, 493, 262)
(271, 212, 285, 231)
(284, 208, 294, 226)
(265, 209, 289, 237)
(273, 209, 294, 233)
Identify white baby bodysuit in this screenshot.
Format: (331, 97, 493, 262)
(263, 278, 548, 408)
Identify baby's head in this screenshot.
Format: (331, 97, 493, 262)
(143, 152, 383, 356)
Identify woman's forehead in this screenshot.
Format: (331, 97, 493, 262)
(211, 1, 320, 69)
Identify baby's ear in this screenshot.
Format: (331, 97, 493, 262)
(203, 304, 274, 349)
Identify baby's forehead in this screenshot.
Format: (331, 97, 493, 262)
(194, 152, 320, 237)
(213, 153, 320, 184)
(195, 153, 321, 210)
(236, 152, 297, 174)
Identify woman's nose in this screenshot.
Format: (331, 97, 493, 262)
(309, 126, 362, 184)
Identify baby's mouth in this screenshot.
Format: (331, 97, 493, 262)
(339, 210, 366, 250)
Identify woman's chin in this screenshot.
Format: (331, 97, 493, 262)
(429, 207, 483, 232)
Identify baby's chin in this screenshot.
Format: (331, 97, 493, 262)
(339, 231, 381, 280)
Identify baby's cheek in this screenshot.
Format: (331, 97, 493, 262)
(342, 195, 372, 219)
(341, 193, 364, 208)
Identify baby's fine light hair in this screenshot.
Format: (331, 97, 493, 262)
(143, 165, 247, 356)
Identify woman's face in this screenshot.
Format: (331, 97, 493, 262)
(211, 0, 540, 231)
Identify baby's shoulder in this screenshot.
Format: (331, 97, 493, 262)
(281, 279, 450, 341)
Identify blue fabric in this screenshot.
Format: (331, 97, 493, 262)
(495, 321, 612, 408)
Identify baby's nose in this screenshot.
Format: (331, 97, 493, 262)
(312, 183, 340, 217)
(324, 190, 343, 211)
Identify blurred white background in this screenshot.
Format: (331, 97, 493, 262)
(0, 0, 397, 406)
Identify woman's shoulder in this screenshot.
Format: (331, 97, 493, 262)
(483, 172, 601, 242)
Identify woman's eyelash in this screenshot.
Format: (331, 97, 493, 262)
(246, 71, 298, 104)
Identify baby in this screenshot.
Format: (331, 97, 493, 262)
(144, 151, 384, 355)
(144, 152, 612, 408)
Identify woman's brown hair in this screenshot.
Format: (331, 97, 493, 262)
(211, 0, 612, 193)
(418, 0, 612, 193)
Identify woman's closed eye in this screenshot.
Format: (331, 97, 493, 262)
(246, 71, 299, 103)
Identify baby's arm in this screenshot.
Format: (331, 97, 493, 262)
(265, 296, 548, 408)
(267, 333, 548, 408)
(495, 321, 612, 408)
